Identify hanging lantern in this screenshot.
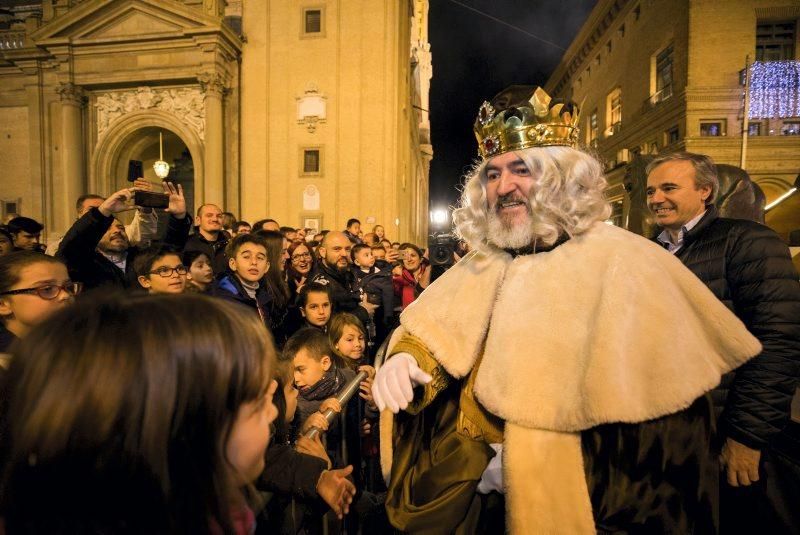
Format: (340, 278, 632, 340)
(153, 131, 171, 179)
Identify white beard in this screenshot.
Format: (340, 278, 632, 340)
(487, 210, 535, 249)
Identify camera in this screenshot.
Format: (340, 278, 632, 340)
(427, 232, 456, 267)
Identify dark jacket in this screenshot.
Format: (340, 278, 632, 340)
(308, 262, 371, 327)
(56, 207, 191, 292)
(352, 265, 394, 324)
(210, 273, 272, 327)
(258, 442, 327, 499)
(665, 207, 800, 449)
(183, 231, 229, 275)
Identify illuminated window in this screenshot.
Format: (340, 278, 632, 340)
(782, 121, 800, 135)
(666, 126, 680, 145)
(588, 110, 598, 143)
(700, 121, 725, 137)
(605, 88, 622, 136)
(748, 122, 761, 136)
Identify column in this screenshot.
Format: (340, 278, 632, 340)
(198, 71, 227, 207)
(56, 82, 85, 231)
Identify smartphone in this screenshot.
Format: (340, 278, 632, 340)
(134, 190, 169, 209)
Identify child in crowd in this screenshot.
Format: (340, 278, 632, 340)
(211, 234, 272, 326)
(297, 282, 332, 331)
(351, 244, 395, 350)
(285, 328, 358, 472)
(0, 251, 80, 356)
(256, 357, 355, 534)
(133, 246, 187, 294)
(0, 293, 278, 534)
(183, 250, 214, 293)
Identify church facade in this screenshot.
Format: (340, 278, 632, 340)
(0, 0, 432, 244)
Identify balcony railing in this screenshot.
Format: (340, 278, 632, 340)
(0, 30, 26, 50)
(604, 121, 622, 137)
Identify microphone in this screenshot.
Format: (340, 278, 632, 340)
(304, 370, 368, 439)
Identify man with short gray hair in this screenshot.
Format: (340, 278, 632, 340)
(647, 151, 800, 533)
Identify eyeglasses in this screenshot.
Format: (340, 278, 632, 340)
(291, 252, 312, 261)
(0, 282, 82, 300)
(148, 265, 188, 277)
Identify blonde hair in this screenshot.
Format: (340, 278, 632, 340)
(453, 146, 611, 250)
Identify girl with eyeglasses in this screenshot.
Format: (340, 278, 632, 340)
(0, 251, 80, 357)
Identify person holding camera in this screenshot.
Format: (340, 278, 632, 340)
(391, 243, 430, 310)
(56, 182, 190, 292)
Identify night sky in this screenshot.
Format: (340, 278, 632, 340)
(428, 0, 598, 211)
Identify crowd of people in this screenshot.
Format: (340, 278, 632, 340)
(0, 183, 443, 533)
(1, 82, 798, 535)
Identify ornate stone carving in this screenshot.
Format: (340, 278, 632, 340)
(56, 82, 86, 106)
(197, 71, 230, 98)
(95, 86, 206, 140)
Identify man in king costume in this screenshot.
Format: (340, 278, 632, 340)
(372, 86, 764, 534)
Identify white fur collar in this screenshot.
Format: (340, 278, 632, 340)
(400, 222, 762, 431)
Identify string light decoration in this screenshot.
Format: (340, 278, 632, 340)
(748, 61, 800, 119)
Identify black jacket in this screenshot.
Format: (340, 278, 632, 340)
(210, 273, 272, 327)
(308, 262, 371, 327)
(665, 207, 800, 449)
(183, 231, 229, 275)
(56, 207, 191, 292)
(352, 265, 394, 324)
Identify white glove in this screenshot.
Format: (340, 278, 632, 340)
(373, 352, 432, 413)
(476, 443, 504, 494)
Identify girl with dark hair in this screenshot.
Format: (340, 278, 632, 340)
(255, 230, 292, 346)
(0, 293, 278, 534)
(0, 251, 79, 356)
(392, 243, 431, 310)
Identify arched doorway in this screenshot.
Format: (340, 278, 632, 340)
(90, 109, 205, 223)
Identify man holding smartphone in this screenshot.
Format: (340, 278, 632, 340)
(56, 181, 191, 292)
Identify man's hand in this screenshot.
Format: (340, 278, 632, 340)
(720, 437, 761, 487)
(360, 294, 378, 317)
(372, 353, 432, 413)
(98, 187, 135, 217)
(316, 465, 356, 519)
(163, 181, 186, 219)
(295, 434, 332, 468)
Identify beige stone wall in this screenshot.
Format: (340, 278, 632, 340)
(0, 106, 32, 215)
(547, 0, 800, 215)
(241, 0, 428, 243)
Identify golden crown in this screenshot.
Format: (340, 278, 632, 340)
(474, 86, 581, 159)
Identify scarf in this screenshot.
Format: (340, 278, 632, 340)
(299, 366, 348, 402)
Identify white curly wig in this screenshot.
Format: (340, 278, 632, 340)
(453, 146, 612, 251)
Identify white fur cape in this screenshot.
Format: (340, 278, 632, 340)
(382, 222, 761, 533)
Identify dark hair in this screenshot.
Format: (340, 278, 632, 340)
(346, 218, 360, 229)
(271, 357, 295, 444)
(279, 226, 295, 236)
(0, 293, 276, 533)
(252, 218, 278, 232)
(283, 327, 332, 363)
(297, 282, 330, 308)
(286, 241, 314, 280)
(0, 251, 65, 294)
(133, 245, 182, 278)
(350, 243, 370, 261)
(220, 212, 236, 230)
(0, 226, 16, 248)
(75, 194, 104, 213)
(225, 233, 268, 259)
(233, 221, 250, 233)
(370, 245, 385, 253)
(7, 217, 43, 235)
(399, 242, 423, 258)
(182, 250, 212, 270)
(254, 230, 290, 308)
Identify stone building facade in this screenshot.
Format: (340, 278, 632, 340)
(0, 0, 431, 244)
(545, 0, 800, 238)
